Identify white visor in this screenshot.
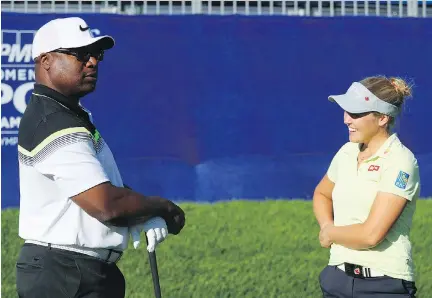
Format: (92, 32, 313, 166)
(328, 82, 400, 117)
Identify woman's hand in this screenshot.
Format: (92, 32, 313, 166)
(319, 223, 334, 248)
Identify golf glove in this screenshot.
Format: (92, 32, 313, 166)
(130, 217, 168, 252)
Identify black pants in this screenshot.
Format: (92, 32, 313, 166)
(319, 265, 417, 298)
(16, 243, 125, 298)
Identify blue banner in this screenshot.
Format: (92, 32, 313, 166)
(2, 13, 432, 208)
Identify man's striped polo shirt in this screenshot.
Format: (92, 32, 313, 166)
(17, 83, 129, 250)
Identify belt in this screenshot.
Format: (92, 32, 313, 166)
(337, 263, 385, 278)
(25, 240, 123, 264)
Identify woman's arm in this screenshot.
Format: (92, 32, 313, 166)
(321, 192, 408, 250)
(313, 174, 335, 230)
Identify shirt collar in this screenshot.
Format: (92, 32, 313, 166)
(32, 83, 91, 123)
(360, 133, 400, 162)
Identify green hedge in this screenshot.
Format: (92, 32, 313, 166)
(2, 200, 431, 297)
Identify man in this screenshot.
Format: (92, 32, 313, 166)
(16, 17, 185, 298)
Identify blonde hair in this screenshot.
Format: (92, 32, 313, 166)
(360, 75, 413, 108)
(360, 75, 413, 130)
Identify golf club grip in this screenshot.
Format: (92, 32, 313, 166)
(146, 237, 162, 298)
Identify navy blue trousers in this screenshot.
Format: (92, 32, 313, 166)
(319, 265, 417, 298)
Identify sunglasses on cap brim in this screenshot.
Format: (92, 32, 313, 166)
(346, 111, 372, 119)
(50, 47, 104, 62)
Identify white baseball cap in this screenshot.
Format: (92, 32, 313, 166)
(328, 82, 400, 117)
(32, 17, 115, 60)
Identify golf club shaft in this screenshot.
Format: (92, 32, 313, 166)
(146, 237, 162, 298)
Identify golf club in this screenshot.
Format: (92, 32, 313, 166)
(146, 236, 162, 298)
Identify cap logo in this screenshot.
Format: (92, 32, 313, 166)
(365, 97, 369, 101)
(79, 25, 90, 31)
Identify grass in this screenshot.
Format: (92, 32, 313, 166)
(2, 199, 432, 298)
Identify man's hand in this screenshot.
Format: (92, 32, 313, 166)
(319, 224, 334, 248)
(123, 184, 185, 235)
(130, 217, 168, 252)
(163, 202, 186, 235)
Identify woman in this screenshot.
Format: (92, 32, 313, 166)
(313, 76, 420, 297)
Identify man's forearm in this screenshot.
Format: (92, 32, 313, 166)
(313, 194, 334, 229)
(103, 187, 168, 227)
(328, 224, 375, 250)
